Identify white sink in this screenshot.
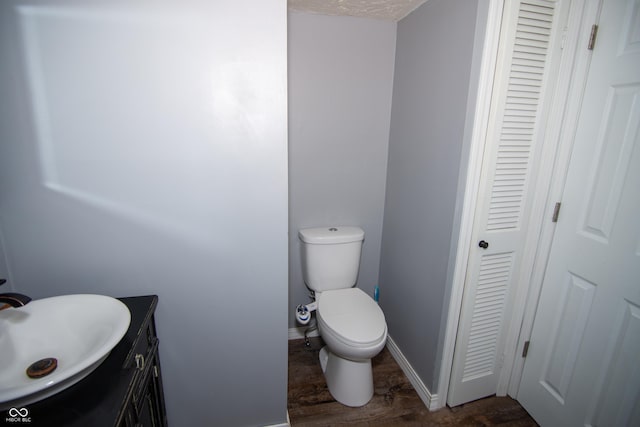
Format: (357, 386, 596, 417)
(0, 294, 131, 409)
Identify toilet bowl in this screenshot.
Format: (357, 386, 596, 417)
(316, 288, 387, 406)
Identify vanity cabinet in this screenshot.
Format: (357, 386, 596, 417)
(117, 296, 167, 427)
(21, 295, 168, 427)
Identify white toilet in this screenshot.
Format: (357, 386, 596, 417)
(299, 226, 387, 407)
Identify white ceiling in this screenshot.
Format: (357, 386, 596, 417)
(288, 0, 428, 22)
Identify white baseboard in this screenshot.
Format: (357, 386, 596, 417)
(288, 326, 320, 340)
(386, 336, 439, 411)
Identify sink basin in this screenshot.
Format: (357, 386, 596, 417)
(0, 294, 131, 409)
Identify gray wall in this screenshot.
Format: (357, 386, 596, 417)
(288, 11, 396, 325)
(0, 1, 288, 426)
(379, 0, 487, 392)
(0, 230, 9, 289)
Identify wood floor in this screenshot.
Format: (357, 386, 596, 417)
(288, 338, 538, 426)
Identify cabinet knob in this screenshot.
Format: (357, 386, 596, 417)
(478, 240, 489, 249)
(135, 353, 145, 370)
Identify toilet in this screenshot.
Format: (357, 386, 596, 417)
(298, 226, 387, 407)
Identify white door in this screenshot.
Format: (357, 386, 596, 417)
(448, 0, 567, 406)
(518, 0, 640, 425)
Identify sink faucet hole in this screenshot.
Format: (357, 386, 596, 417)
(26, 358, 58, 379)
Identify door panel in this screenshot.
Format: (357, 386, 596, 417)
(461, 252, 514, 381)
(539, 273, 596, 404)
(590, 301, 640, 426)
(518, 0, 640, 425)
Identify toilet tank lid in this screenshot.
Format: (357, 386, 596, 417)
(298, 226, 364, 244)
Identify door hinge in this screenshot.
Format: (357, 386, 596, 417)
(588, 24, 598, 50)
(522, 341, 530, 358)
(552, 202, 561, 222)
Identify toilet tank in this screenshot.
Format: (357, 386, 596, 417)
(299, 226, 364, 292)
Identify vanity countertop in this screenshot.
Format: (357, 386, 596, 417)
(4, 295, 159, 427)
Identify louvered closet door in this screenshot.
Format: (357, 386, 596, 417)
(447, 0, 564, 406)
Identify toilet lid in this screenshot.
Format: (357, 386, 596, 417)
(318, 288, 386, 345)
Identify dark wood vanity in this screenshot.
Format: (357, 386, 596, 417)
(14, 295, 168, 427)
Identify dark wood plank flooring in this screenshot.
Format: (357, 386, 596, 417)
(288, 338, 538, 426)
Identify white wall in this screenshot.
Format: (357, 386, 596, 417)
(288, 11, 396, 324)
(0, 1, 288, 425)
(379, 0, 488, 392)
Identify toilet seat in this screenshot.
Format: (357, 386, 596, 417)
(317, 288, 386, 348)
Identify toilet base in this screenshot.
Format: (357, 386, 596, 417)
(319, 346, 373, 407)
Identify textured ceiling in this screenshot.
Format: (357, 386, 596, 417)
(288, 0, 428, 22)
